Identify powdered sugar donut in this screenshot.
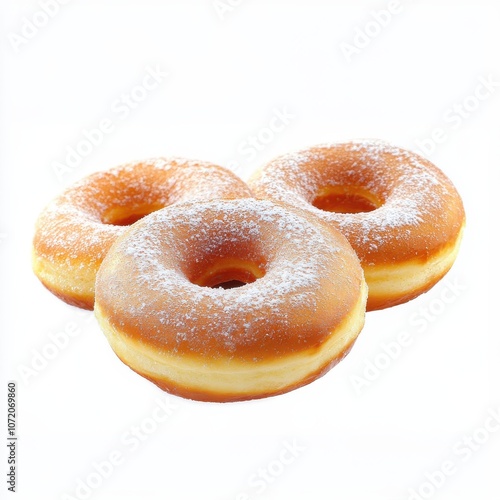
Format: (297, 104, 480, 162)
(249, 140, 465, 311)
(94, 199, 367, 402)
(32, 158, 253, 309)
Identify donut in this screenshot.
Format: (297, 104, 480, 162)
(32, 158, 253, 310)
(249, 140, 465, 311)
(94, 198, 368, 402)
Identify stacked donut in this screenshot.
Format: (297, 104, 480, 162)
(32, 140, 465, 402)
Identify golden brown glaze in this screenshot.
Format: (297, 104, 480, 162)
(94, 199, 368, 402)
(32, 158, 253, 309)
(249, 140, 466, 311)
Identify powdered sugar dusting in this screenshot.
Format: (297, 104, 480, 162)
(250, 140, 461, 262)
(34, 157, 252, 267)
(96, 198, 362, 360)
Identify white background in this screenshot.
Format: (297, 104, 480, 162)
(1, 1, 499, 499)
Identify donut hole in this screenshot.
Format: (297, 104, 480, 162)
(190, 258, 266, 289)
(312, 186, 383, 214)
(102, 203, 165, 226)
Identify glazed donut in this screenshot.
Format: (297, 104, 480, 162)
(32, 158, 253, 310)
(94, 198, 367, 402)
(249, 140, 465, 311)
